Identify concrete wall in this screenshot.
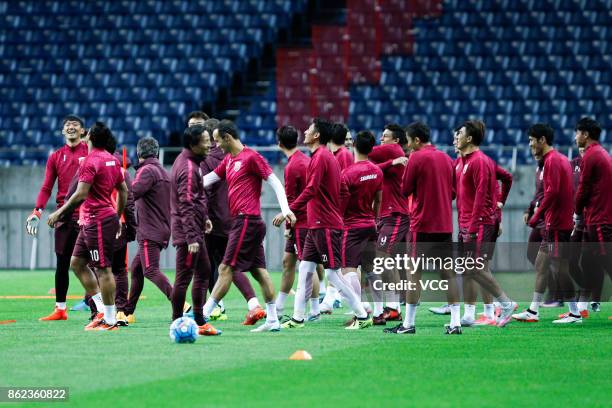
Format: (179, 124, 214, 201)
(0, 164, 539, 271)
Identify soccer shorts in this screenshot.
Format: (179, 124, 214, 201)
(302, 228, 342, 270)
(222, 215, 266, 272)
(72, 215, 119, 269)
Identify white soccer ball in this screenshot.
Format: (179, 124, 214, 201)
(169, 317, 199, 344)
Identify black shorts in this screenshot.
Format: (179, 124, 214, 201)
(342, 227, 377, 268)
(459, 224, 497, 260)
(285, 227, 308, 260)
(377, 214, 410, 253)
(302, 228, 342, 269)
(540, 229, 571, 259)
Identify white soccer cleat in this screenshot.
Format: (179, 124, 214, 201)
(250, 320, 281, 332)
(552, 315, 582, 324)
(320, 302, 333, 315)
(428, 304, 451, 315)
(460, 316, 475, 327)
(496, 301, 518, 327)
(512, 310, 539, 322)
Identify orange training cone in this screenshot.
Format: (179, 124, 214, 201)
(289, 350, 312, 360)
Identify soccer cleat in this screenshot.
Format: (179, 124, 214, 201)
(115, 311, 129, 327)
(445, 325, 462, 335)
(373, 314, 386, 325)
(209, 306, 227, 321)
(541, 301, 563, 308)
(460, 316, 475, 327)
(307, 313, 321, 322)
(428, 304, 451, 315)
(279, 315, 292, 324)
(198, 323, 222, 336)
(382, 307, 402, 321)
(496, 302, 518, 327)
(512, 310, 539, 323)
(126, 314, 136, 325)
(39, 307, 68, 321)
(552, 314, 582, 324)
(242, 306, 266, 325)
(383, 324, 415, 334)
(345, 316, 372, 330)
(70, 300, 90, 312)
(320, 303, 333, 314)
(250, 321, 280, 332)
(344, 316, 357, 327)
(84, 313, 104, 331)
(281, 318, 305, 329)
(558, 310, 589, 319)
(590, 302, 601, 312)
(96, 320, 120, 331)
(473, 315, 497, 326)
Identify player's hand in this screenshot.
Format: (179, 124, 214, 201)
(272, 212, 285, 227)
(497, 224, 503, 237)
(26, 210, 41, 235)
(188, 242, 200, 254)
(284, 228, 293, 239)
(392, 156, 409, 166)
(47, 211, 61, 229)
(286, 212, 297, 227)
(523, 213, 529, 225)
(116, 219, 123, 239)
(497, 201, 503, 210)
(205, 219, 213, 234)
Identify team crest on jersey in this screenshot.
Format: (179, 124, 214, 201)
(233, 161, 242, 172)
(455, 163, 461, 171)
(462, 163, 469, 174)
(78, 157, 85, 163)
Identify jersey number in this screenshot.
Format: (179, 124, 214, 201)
(89, 250, 100, 261)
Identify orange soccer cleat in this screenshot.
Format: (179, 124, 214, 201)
(242, 306, 266, 325)
(382, 307, 402, 321)
(39, 307, 68, 321)
(198, 323, 222, 336)
(96, 320, 120, 331)
(84, 313, 104, 331)
(558, 309, 589, 319)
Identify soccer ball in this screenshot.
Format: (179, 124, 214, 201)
(169, 317, 199, 344)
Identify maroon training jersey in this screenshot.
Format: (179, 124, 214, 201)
(530, 149, 574, 230)
(368, 143, 410, 218)
(284, 150, 310, 229)
(132, 157, 171, 245)
(290, 145, 343, 229)
(340, 160, 383, 228)
(334, 146, 353, 171)
(78, 147, 124, 225)
(494, 162, 513, 222)
(456, 150, 497, 233)
(402, 145, 454, 233)
(201, 145, 231, 237)
(575, 143, 612, 226)
(213, 147, 272, 217)
(35, 142, 88, 212)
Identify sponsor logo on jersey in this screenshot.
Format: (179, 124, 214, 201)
(105, 161, 116, 166)
(360, 173, 378, 182)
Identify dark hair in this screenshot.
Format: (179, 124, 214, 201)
(137, 136, 159, 159)
(88, 121, 114, 149)
(183, 125, 206, 149)
(313, 118, 334, 145)
(331, 123, 348, 146)
(575, 117, 601, 141)
(186, 111, 209, 124)
(63, 114, 85, 128)
(105, 134, 117, 154)
(405, 121, 431, 144)
(354, 130, 376, 155)
(384, 123, 407, 145)
(527, 123, 554, 145)
(461, 120, 484, 146)
(203, 118, 219, 138)
(215, 119, 239, 140)
(277, 125, 298, 149)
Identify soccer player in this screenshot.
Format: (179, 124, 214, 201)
(202, 120, 295, 332)
(330, 123, 354, 170)
(46, 122, 128, 330)
(383, 121, 460, 334)
(274, 125, 321, 320)
(453, 120, 517, 327)
(124, 136, 174, 323)
(197, 118, 265, 325)
(574, 117, 612, 311)
(344, 130, 354, 151)
(367, 123, 410, 322)
(26, 115, 89, 321)
(512, 124, 579, 324)
(170, 125, 220, 335)
(339, 130, 382, 325)
(279, 118, 371, 330)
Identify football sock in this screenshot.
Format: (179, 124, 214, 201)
(218, 300, 225, 312)
(529, 292, 544, 313)
(103, 304, 117, 325)
(292, 261, 316, 322)
(362, 301, 372, 314)
(203, 298, 218, 319)
(91, 293, 104, 313)
(265, 302, 278, 324)
(373, 301, 384, 317)
(325, 269, 367, 319)
(483, 303, 495, 319)
(56, 302, 66, 310)
(193, 312, 205, 326)
(577, 301, 588, 311)
(403, 304, 417, 328)
(387, 300, 400, 311)
(463, 304, 476, 320)
(450, 303, 461, 327)
(568, 301, 580, 316)
(310, 298, 320, 316)
(321, 286, 337, 308)
(345, 272, 361, 300)
(276, 291, 288, 314)
(247, 297, 260, 311)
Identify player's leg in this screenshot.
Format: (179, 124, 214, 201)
(112, 241, 129, 325)
(171, 244, 196, 321)
(283, 230, 318, 328)
(125, 253, 143, 319)
(277, 250, 297, 316)
(91, 216, 121, 329)
(191, 244, 221, 335)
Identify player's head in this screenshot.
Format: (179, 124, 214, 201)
(105, 134, 117, 154)
(527, 123, 554, 157)
(62, 114, 86, 141)
(304, 118, 334, 147)
(381, 123, 407, 146)
(203, 118, 219, 146)
(87, 121, 114, 151)
(137, 136, 160, 160)
(277, 125, 298, 150)
(331, 123, 349, 146)
(186, 111, 209, 127)
(574, 116, 601, 148)
(344, 131, 354, 149)
(405, 121, 430, 151)
(212, 119, 239, 153)
(455, 120, 484, 151)
(183, 124, 210, 157)
(354, 130, 376, 156)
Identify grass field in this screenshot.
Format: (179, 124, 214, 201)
(1, 270, 610, 408)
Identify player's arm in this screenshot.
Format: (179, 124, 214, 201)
(47, 181, 91, 227)
(574, 155, 593, 217)
(401, 156, 418, 198)
(267, 173, 295, 226)
(529, 161, 560, 227)
(26, 155, 58, 235)
(373, 190, 382, 218)
(339, 174, 350, 215)
(468, 159, 490, 233)
(289, 159, 321, 215)
(122, 171, 137, 240)
(496, 165, 513, 206)
(203, 158, 226, 187)
(132, 165, 155, 200)
(177, 167, 202, 250)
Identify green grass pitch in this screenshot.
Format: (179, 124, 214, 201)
(1, 270, 610, 407)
